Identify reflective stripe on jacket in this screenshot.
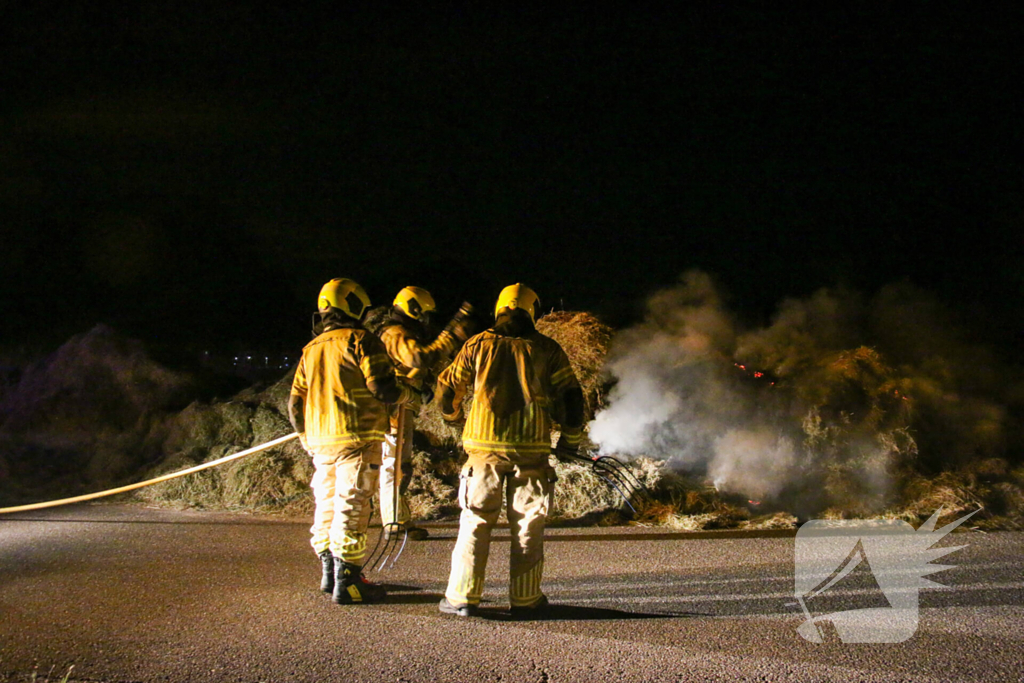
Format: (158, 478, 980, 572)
(438, 328, 582, 456)
(292, 328, 403, 447)
(379, 323, 457, 388)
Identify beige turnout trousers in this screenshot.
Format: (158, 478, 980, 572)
(445, 451, 557, 608)
(379, 406, 414, 527)
(309, 441, 381, 563)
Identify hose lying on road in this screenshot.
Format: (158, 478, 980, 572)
(0, 432, 300, 515)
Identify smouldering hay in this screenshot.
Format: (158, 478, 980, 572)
(546, 453, 762, 529)
(740, 512, 799, 530)
(551, 460, 624, 520)
(31, 309, 1016, 531)
(629, 464, 755, 530)
(875, 457, 1024, 531)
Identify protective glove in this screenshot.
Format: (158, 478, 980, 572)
(552, 434, 580, 463)
(445, 302, 477, 343)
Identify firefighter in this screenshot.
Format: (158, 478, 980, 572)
(437, 284, 584, 616)
(377, 287, 475, 540)
(288, 278, 416, 604)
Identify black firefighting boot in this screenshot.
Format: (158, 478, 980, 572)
(319, 551, 335, 593)
(332, 560, 386, 604)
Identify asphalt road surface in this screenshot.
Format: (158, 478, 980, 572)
(1, 504, 1022, 682)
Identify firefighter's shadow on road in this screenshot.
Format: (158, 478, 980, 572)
(380, 589, 708, 618)
(473, 604, 706, 622)
(382, 587, 707, 620)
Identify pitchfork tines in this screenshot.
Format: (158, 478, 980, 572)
(365, 522, 409, 572)
(562, 451, 650, 514)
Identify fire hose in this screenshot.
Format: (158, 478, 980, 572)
(0, 432, 300, 515)
(1, 429, 647, 535)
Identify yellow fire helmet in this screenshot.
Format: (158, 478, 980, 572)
(393, 286, 437, 321)
(495, 283, 540, 323)
(317, 278, 371, 319)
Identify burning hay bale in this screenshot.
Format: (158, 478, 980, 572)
(586, 272, 1024, 528)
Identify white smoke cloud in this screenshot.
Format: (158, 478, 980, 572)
(709, 429, 798, 501)
(589, 271, 751, 465)
(588, 271, 1019, 511)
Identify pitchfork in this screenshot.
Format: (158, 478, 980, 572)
(366, 407, 412, 572)
(561, 451, 650, 514)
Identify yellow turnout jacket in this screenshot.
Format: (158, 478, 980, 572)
(438, 325, 582, 458)
(379, 322, 457, 389)
(292, 326, 413, 449)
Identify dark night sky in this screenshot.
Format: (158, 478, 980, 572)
(2, 4, 1023, 362)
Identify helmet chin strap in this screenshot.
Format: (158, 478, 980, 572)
(313, 308, 364, 336)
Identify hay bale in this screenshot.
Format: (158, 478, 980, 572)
(415, 396, 466, 448)
(0, 325, 194, 502)
(140, 387, 309, 511)
(740, 512, 799, 530)
(551, 460, 624, 519)
(404, 449, 460, 520)
(536, 311, 612, 421)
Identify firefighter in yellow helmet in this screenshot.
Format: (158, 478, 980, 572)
(377, 286, 475, 540)
(288, 278, 416, 604)
(437, 284, 584, 616)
